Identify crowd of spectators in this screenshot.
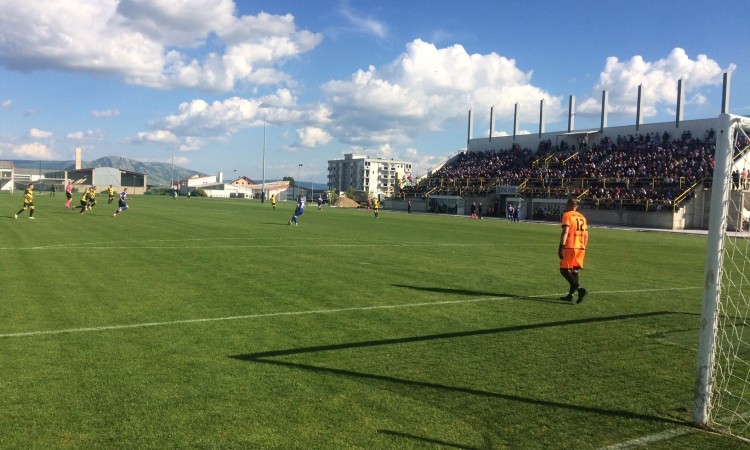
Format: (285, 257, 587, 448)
(401, 128, 737, 212)
(400, 144, 535, 197)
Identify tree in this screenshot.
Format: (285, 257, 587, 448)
(283, 176, 295, 186)
(326, 189, 338, 205)
(344, 186, 357, 200)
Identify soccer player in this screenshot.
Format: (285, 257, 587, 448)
(289, 195, 305, 225)
(113, 188, 129, 217)
(14, 183, 36, 219)
(558, 198, 589, 303)
(88, 186, 97, 210)
(271, 194, 277, 210)
(317, 195, 323, 212)
(373, 198, 380, 218)
(64, 181, 73, 208)
(107, 185, 115, 204)
(74, 187, 91, 214)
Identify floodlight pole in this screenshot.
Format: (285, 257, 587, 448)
(261, 115, 266, 203)
(298, 164, 303, 198)
(171, 138, 175, 188)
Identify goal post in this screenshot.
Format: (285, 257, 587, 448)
(694, 112, 750, 438)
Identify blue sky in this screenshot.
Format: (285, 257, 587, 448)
(0, 0, 747, 183)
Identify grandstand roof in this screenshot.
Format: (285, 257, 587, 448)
(556, 130, 600, 136)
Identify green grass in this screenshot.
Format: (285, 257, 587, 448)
(0, 192, 743, 449)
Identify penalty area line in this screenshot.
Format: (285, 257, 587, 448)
(0, 296, 510, 339)
(0, 286, 701, 339)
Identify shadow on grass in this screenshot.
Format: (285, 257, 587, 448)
(392, 284, 570, 304)
(262, 222, 297, 226)
(231, 311, 687, 427)
(237, 311, 672, 359)
(378, 429, 483, 450)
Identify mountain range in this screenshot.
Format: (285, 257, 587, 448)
(10, 156, 206, 187)
(10, 156, 329, 189)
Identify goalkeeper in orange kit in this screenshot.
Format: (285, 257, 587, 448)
(558, 198, 588, 303)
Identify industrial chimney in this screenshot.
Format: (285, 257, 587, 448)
(75, 146, 82, 170)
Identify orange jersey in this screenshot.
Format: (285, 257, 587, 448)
(561, 210, 588, 249)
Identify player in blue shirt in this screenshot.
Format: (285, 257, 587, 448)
(289, 195, 305, 226)
(317, 195, 323, 212)
(113, 188, 129, 217)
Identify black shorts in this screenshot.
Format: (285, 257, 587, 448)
(66, 192, 72, 199)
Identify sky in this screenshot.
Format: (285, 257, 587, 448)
(0, 0, 748, 183)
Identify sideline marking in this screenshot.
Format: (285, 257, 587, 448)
(6, 242, 553, 251)
(0, 286, 700, 339)
(597, 427, 693, 449)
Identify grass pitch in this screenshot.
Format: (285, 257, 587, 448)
(0, 192, 743, 449)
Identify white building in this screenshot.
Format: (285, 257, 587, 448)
(179, 173, 290, 199)
(327, 153, 412, 198)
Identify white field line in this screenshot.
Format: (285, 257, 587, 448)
(5, 242, 554, 251)
(0, 237, 656, 251)
(597, 427, 693, 449)
(0, 286, 700, 339)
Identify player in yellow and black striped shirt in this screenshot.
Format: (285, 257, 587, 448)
(73, 188, 92, 214)
(14, 183, 36, 219)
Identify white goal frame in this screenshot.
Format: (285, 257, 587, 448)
(694, 113, 750, 435)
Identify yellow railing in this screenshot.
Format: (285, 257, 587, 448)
(672, 179, 704, 212)
(562, 152, 579, 165)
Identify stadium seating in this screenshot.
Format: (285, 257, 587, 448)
(400, 129, 742, 213)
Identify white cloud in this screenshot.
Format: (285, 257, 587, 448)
(179, 136, 206, 152)
(0, 1, 322, 92)
(134, 129, 177, 143)
(66, 130, 104, 140)
(404, 147, 455, 176)
(13, 142, 54, 159)
(578, 48, 731, 117)
(92, 109, 120, 118)
(689, 93, 708, 105)
(321, 39, 563, 147)
(1, 99, 11, 109)
(296, 127, 332, 147)
(339, 6, 388, 39)
(139, 89, 330, 151)
(487, 130, 510, 137)
(172, 156, 190, 166)
(27, 128, 53, 139)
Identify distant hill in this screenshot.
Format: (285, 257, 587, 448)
(84, 156, 206, 187)
(11, 156, 206, 187)
(298, 181, 329, 191)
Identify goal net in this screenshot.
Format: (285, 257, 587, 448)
(695, 113, 750, 440)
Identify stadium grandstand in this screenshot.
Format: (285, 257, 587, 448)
(393, 73, 750, 231)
